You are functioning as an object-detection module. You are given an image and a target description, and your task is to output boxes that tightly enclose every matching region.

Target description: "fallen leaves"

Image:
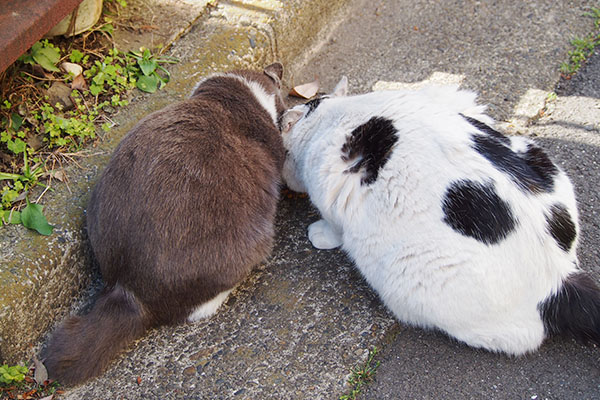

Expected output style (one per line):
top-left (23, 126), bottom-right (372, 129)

top-left (71, 74), bottom-right (87, 91)
top-left (0, 358), bottom-right (63, 400)
top-left (61, 61), bottom-right (88, 91)
top-left (32, 355), bottom-right (48, 386)
top-left (289, 79), bottom-right (319, 99)
top-left (47, 169), bottom-right (67, 183)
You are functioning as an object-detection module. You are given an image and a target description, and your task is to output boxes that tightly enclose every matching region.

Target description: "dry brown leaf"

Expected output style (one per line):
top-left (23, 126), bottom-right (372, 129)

top-left (21, 388), bottom-right (38, 399)
top-left (51, 169), bottom-right (67, 182)
top-left (289, 80), bottom-right (319, 99)
top-left (71, 74), bottom-right (87, 91)
top-left (32, 354), bottom-right (48, 385)
top-left (27, 134), bottom-right (44, 151)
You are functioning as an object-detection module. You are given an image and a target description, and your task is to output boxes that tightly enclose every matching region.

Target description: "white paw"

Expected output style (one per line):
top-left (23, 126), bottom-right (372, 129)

top-left (308, 219), bottom-right (342, 249)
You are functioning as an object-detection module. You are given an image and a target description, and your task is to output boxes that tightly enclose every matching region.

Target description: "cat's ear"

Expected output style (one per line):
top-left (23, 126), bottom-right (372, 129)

top-left (331, 76), bottom-right (348, 98)
top-left (280, 109), bottom-right (304, 134)
top-left (264, 62), bottom-right (284, 88)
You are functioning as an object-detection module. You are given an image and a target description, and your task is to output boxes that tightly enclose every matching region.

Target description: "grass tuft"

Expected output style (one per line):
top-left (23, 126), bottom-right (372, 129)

top-left (340, 346), bottom-right (381, 400)
top-left (560, 7), bottom-right (600, 76)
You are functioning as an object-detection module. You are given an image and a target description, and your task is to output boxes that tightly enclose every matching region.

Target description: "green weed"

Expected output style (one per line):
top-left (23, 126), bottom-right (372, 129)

top-left (18, 40), bottom-right (61, 72)
top-left (128, 47), bottom-right (179, 93)
top-left (85, 48), bottom-right (135, 96)
top-left (0, 361), bottom-right (63, 398)
top-left (1, 30), bottom-right (177, 232)
top-left (340, 347), bottom-right (381, 400)
top-left (0, 152), bottom-right (53, 234)
top-left (106, 0), bottom-right (128, 7)
top-left (560, 7), bottom-right (600, 76)
top-left (0, 364), bottom-right (28, 386)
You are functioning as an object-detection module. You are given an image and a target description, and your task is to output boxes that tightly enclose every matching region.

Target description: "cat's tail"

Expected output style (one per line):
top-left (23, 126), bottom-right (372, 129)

top-left (539, 272), bottom-right (600, 346)
top-left (41, 283), bottom-right (149, 385)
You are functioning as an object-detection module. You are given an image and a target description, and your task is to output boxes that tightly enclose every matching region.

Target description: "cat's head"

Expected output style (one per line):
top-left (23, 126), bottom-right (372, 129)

top-left (233, 62), bottom-right (287, 122)
top-left (191, 63), bottom-right (287, 126)
top-left (280, 76), bottom-right (349, 192)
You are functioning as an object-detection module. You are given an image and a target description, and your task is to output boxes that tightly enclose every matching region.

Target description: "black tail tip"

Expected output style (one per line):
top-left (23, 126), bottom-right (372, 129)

top-left (540, 272), bottom-right (600, 346)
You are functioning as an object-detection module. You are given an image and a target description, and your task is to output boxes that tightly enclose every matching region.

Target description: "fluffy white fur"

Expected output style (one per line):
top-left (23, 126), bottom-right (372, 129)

top-left (281, 78), bottom-right (582, 355)
top-left (187, 289), bottom-right (233, 322)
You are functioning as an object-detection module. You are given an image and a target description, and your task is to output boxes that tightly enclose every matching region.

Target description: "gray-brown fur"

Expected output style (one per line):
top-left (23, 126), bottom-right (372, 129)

top-left (42, 63), bottom-right (286, 385)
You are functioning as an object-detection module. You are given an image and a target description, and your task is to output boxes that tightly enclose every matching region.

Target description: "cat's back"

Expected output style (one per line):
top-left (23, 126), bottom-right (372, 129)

top-left (323, 86), bottom-right (577, 269)
top-left (333, 87), bottom-right (574, 212)
top-left (114, 76), bottom-right (283, 179)
top-left (96, 75), bottom-right (282, 206)
top-left (87, 73), bottom-right (285, 285)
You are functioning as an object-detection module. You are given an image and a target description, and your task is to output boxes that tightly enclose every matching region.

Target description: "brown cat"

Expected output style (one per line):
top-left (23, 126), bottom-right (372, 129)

top-left (42, 63), bottom-right (287, 385)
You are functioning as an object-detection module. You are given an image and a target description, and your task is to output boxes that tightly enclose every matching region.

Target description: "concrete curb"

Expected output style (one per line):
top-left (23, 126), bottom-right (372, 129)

top-left (0, 0), bottom-right (350, 364)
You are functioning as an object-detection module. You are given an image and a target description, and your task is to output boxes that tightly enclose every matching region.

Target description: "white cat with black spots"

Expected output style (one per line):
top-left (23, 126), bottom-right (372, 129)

top-left (280, 77), bottom-right (600, 355)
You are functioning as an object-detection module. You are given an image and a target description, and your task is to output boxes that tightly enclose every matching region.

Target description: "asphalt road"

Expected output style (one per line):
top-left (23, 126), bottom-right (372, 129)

top-left (294, 0), bottom-right (600, 398)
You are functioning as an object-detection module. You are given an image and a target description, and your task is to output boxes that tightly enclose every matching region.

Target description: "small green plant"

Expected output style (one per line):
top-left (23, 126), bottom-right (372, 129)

top-left (0, 361), bottom-right (63, 398)
top-left (127, 48), bottom-right (179, 93)
top-left (106, 0), bottom-right (128, 7)
top-left (0, 152), bottom-right (53, 235)
top-left (587, 6), bottom-right (600, 28)
top-left (1, 151), bottom-right (47, 203)
top-left (561, 37), bottom-right (598, 75)
top-left (560, 7), bottom-right (600, 76)
top-left (340, 347), bottom-right (381, 400)
top-left (0, 364), bottom-right (29, 386)
top-left (70, 49), bottom-right (85, 63)
top-left (20, 198), bottom-right (54, 235)
top-left (18, 40), bottom-right (62, 72)
top-left (85, 48), bottom-right (134, 96)
top-left (0, 108), bottom-right (27, 155)
top-left (38, 100), bottom-right (97, 149)
top-left (2, 28), bottom-right (178, 233)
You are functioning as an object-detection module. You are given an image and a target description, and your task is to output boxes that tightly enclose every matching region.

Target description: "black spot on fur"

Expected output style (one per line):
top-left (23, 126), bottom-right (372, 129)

top-left (462, 114), bottom-right (510, 145)
top-left (539, 272), bottom-right (600, 346)
top-left (522, 144), bottom-right (559, 186)
top-left (471, 135), bottom-right (555, 193)
top-left (305, 97), bottom-right (324, 117)
top-left (463, 114), bottom-right (559, 193)
top-left (546, 203), bottom-right (577, 252)
top-left (341, 116), bottom-right (398, 185)
top-left (442, 180), bottom-right (516, 245)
